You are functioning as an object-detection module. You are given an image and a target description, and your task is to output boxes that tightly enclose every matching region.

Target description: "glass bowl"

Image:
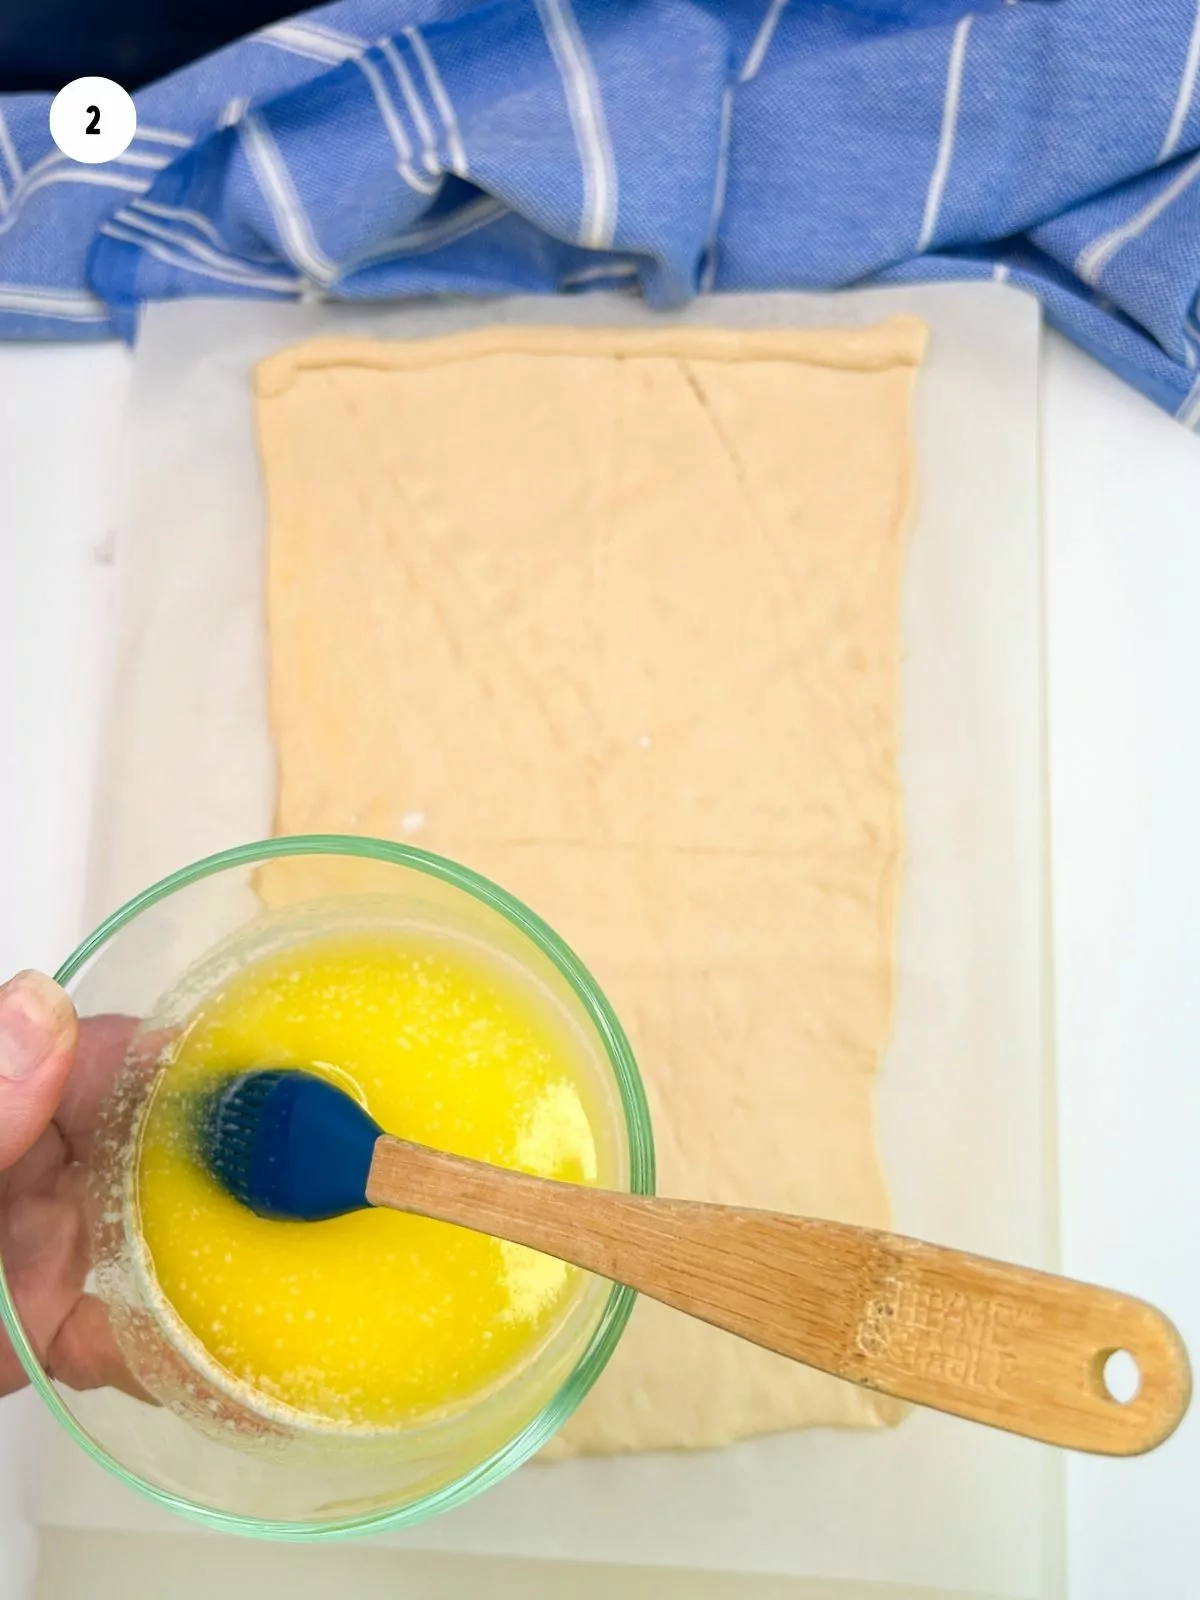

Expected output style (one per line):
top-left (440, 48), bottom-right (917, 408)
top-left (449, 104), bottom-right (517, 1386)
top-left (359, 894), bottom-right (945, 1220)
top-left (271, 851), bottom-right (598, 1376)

top-left (0, 835), bottom-right (653, 1539)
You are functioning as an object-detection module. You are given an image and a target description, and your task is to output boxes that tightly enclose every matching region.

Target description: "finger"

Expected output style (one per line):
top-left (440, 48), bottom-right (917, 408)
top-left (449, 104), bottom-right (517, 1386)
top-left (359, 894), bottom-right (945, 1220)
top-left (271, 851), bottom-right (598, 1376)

top-left (47, 1294), bottom-right (156, 1404)
top-left (55, 1013), bottom-right (141, 1164)
top-left (0, 972), bottom-right (78, 1171)
top-left (0, 1191), bottom-right (152, 1404)
top-left (0, 1017), bottom-right (136, 1206)
top-left (0, 1329), bottom-right (32, 1399)
top-left (0, 1191), bottom-right (83, 1397)
top-left (0, 1123), bottom-right (65, 1206)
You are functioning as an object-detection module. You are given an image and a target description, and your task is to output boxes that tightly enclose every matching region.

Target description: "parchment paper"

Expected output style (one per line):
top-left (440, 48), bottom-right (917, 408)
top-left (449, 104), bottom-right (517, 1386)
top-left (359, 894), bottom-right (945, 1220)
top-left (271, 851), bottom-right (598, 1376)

top-left (53, 286), bottom-right (1058, 1599)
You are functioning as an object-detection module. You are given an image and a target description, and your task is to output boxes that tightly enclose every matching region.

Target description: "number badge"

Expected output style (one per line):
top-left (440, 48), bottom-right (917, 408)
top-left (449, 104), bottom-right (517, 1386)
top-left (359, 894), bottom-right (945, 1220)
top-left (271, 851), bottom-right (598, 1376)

top-left (49, 77), bottom-right (137, 165)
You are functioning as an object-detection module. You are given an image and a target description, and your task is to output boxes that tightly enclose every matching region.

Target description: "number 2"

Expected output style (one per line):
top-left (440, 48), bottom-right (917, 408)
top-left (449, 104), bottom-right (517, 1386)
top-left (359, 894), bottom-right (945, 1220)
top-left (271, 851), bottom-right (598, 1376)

top-left (85, 105), bottom-right (100, 135)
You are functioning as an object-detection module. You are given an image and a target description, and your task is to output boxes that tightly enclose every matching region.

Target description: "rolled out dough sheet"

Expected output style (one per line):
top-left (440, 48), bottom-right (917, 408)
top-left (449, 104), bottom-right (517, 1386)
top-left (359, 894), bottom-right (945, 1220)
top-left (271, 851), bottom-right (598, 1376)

top-left (253, 320), bottom-right (926, 1454)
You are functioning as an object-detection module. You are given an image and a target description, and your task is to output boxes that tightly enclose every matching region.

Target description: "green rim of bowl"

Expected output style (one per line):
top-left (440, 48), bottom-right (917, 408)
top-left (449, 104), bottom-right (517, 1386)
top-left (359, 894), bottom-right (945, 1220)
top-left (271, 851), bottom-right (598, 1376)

top-left (0, 834), bottom-right (655, 1541)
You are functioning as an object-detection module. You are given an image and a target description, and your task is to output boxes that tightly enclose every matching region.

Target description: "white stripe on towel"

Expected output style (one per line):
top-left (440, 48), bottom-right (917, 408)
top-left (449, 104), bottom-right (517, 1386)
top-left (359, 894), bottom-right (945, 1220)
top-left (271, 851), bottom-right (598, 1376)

top-left (135, 125), bottom-right (193, 148)
top-left (101, 219), bottom-right (302, 293)
top-left (259, 20), bottom-right (365, 63)
top-left (921, 18), bottom-right (979, 252)
top-left (0, 282), bottom-right (109, 320)
top-left (0, 166), bottom-right (148, 235)
top-left (742, 0), bottom-right (789, 83)
top-left (110, 207), bottom-right (304, 287)
top-left (1077, 150), bottom-right (1200, 285)
top-left (381, 37), bottom-right (440, 176)
top-left (355, 53), bottom-right (438, 193)
top-left (701, 84), bottom-right (735, 292)
top-left (240, 112), bottom-right (337, 285)
top-left (560, 260), bottom-right (638, 288)
top-left (290, 19), bottom-right (367, 54)
top-left (1159, 0), bottom-right (1200, 163)
top-left (347, 193), bottom-right (507, 269)
top-left (133, 199), bottom-right (250, 253)
top-left (0, 108), bottom-right (23, 193)
top-left (536, 0), bottom-right (617, 250)
top-left (1178, 371), bottom-right (1200, 429)
top-left (112, 150), bottom-right (174, 170)
top-left (404, 26), bottom-right (468, 178)
top-left (917, 15), bottom-right (973, 253)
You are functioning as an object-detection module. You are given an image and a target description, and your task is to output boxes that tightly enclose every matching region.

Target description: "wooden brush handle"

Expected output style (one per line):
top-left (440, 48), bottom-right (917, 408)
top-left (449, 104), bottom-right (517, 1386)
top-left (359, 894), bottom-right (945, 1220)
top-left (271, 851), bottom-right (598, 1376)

top-left (367, 1136), bottom-right (1190, 1456)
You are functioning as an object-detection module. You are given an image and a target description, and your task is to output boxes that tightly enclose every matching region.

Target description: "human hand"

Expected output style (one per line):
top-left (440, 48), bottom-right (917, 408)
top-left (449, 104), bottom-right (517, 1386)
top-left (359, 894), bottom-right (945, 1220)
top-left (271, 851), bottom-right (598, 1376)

top-left (0, 970), bottom-right (144, 1398)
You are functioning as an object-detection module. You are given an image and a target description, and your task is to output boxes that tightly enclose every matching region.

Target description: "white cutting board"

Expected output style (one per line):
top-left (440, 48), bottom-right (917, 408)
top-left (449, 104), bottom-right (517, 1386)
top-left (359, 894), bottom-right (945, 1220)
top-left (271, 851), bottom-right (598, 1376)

top-left (44, 284), bottom-right (1054, 1599)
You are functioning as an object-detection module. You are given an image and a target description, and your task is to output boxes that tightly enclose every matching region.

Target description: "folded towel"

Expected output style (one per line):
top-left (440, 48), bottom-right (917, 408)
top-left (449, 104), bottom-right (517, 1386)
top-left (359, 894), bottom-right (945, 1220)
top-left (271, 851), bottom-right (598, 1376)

top-left (1, 0), bottom-right (1198, 425)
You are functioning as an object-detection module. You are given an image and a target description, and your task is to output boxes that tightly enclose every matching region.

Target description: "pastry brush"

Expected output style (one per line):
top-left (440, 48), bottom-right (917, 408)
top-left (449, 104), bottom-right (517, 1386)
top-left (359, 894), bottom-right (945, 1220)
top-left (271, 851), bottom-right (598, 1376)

top-left (196, 1067), bottom-right (1191, 1457)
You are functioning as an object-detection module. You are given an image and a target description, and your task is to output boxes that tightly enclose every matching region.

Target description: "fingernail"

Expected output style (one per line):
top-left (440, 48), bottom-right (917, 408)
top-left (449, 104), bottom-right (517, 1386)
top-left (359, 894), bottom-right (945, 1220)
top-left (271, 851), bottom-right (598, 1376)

top-left (0, 970), bottom-right (74, 1081)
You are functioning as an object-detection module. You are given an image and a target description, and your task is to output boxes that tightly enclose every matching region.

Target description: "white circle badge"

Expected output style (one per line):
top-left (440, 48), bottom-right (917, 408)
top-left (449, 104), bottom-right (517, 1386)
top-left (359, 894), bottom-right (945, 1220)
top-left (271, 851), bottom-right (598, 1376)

top-left (49, 77), bottom-right (137, 165)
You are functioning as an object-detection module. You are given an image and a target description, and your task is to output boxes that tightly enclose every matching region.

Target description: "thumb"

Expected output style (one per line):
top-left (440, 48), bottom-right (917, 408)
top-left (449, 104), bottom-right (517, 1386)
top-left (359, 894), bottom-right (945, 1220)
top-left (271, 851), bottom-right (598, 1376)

top-left (0, 971), bottom-right (78, 1171)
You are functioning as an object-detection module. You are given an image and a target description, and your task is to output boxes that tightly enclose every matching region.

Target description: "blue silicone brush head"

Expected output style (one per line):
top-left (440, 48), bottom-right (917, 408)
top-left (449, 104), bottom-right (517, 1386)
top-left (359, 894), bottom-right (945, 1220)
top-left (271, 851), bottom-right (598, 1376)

top-left (197, 1069), bottom-right (384, 1221)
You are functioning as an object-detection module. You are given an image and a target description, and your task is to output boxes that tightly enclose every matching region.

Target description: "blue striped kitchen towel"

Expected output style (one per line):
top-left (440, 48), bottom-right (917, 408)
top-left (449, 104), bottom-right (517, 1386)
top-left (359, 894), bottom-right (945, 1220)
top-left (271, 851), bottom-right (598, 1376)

top-left (2, 0), bottom-right (1200, 426)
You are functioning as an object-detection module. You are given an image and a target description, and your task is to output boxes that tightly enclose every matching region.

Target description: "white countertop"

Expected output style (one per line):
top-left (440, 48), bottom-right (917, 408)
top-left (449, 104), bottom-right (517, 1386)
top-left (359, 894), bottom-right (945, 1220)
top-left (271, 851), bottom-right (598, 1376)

top-left (1, 326), bottom-right (1198, 1598)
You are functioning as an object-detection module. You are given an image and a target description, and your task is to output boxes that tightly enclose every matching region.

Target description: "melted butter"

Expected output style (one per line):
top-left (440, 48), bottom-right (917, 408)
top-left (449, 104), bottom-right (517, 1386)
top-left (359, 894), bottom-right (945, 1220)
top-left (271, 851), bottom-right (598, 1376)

top-left (136, 930), bottom-right (599, 1429)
